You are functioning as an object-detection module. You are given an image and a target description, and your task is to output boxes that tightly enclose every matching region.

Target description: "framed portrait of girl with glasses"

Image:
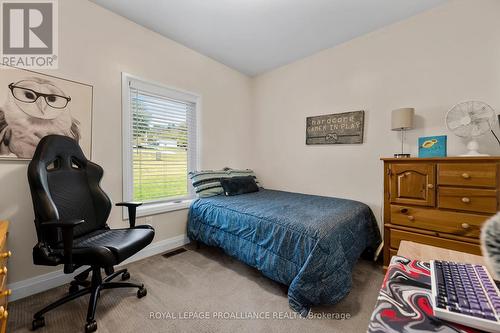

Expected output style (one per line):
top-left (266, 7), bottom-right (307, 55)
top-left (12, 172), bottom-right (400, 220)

top-left (0, 65), bottom-right (93, 160)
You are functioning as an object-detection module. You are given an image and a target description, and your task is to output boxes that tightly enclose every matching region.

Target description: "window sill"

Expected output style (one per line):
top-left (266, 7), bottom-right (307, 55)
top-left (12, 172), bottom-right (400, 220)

top-left (122, 199), bottom-right (194, 220)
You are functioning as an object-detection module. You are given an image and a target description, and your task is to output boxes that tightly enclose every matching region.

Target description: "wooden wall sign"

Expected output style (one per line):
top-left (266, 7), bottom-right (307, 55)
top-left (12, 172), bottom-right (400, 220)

top-left (306, 110), bottom-right (364, 145)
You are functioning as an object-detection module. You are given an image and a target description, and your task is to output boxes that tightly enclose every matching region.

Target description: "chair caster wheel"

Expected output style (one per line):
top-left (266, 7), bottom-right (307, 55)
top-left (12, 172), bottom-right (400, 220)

top-left (137, 286), bottom-right (147, 298)
top-left (69, 284), bottom-right (79, 293)
top-left (121, 271), bottom-right (130, 281)
top-left (85, 320), bottom-right (97, 333)
top-left (32, 317), bottom-right (45, 330)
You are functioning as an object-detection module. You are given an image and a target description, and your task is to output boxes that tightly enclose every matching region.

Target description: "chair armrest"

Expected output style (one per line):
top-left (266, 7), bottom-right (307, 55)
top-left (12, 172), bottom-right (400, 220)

top-left (116, 202), bottom-right (143, 228)
top-left (41, 219), bottom-right (84, 229)
top-left (40, 219), bottom-right (84, 273)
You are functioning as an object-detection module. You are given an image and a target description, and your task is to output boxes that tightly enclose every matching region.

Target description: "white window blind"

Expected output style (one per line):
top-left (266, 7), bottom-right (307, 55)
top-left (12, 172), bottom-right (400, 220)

top-left (126, 78), bottom-right (197, 205)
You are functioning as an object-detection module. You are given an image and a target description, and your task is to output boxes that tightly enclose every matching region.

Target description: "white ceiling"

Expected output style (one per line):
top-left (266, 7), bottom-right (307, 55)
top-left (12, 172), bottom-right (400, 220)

top-left (90, 0), bottom-right (448, 76)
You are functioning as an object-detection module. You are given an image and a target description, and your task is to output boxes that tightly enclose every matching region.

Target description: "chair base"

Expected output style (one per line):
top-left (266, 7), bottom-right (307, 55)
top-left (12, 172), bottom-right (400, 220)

top-left (32, 266), bottom-right (146, 333)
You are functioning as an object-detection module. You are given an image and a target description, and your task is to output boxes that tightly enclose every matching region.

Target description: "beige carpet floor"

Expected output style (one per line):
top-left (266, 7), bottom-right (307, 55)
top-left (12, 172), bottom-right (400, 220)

top-left (9, 245), bottom-right (384, 333)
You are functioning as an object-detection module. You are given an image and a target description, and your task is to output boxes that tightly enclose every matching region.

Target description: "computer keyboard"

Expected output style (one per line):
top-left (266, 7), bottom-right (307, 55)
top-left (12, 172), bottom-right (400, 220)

top-left (431, 260), bottom-right (500, 332)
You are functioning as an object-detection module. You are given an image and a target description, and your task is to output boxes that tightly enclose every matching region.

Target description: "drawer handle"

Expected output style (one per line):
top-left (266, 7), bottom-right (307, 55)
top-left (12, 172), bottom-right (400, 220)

top-left (462, 173), bottom-right (470, 179)
top-left (0, 306), bottom-right (7, 319)
top-left (0, 251), bottom-right (11, 259)
top-left (462, 223), bottom-right (470, 229)
top-left (400, 208), bottom-right (409, 214)
top-left (0, 267), bottom-right (7, 275)
top-left (427, 184), bottom-right (434, 189)
top-left (0, 289), bottom-right (11, 297)
top-left (407, 216), bottom-right (415, 221)
top-left (462, 197), bottom-right (471, 203)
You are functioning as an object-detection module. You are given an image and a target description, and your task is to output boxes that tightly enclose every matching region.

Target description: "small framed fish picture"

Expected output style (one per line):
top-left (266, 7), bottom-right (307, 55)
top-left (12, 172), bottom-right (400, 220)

top-left (418, 135), bottom-right (447, 158)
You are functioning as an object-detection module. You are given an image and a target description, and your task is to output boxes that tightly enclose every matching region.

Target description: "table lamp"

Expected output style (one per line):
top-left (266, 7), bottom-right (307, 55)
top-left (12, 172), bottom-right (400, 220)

top-left (392, 108), bottom-right (415, 158)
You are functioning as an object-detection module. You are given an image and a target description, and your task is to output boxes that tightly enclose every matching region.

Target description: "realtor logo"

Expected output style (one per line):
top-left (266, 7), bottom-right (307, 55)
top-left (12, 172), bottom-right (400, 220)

top-left (1, 0), bottom-right (58, 68)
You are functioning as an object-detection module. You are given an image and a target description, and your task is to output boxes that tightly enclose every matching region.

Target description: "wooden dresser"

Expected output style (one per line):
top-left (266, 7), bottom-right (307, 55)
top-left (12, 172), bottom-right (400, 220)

top-left (0, 221), bottom-right (10, 333)
top-left (382, 157), bottom-right (500, 269)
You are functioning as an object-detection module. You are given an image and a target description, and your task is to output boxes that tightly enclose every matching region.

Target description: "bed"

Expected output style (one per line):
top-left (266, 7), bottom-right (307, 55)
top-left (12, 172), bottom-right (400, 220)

top-left (187, 189), bottom-right (381, 315)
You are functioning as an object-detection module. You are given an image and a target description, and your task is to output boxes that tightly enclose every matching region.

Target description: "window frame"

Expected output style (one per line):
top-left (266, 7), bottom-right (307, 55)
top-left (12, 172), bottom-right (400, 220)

top-left (121, 72), bottom-right (201, 219)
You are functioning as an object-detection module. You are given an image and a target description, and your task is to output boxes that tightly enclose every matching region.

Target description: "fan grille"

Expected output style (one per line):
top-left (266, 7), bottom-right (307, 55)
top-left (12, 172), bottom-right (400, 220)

top-left (446, 101), bottom-right (496, 138)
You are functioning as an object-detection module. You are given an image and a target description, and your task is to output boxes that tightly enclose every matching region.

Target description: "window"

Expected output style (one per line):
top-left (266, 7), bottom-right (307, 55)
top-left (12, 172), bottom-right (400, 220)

top-left (122, 73), bottom-right (199, 217)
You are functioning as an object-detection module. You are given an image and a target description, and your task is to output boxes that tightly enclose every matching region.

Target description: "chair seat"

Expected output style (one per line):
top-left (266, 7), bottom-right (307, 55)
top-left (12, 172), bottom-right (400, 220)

top-left (69, 226), bottom-right (155, 266)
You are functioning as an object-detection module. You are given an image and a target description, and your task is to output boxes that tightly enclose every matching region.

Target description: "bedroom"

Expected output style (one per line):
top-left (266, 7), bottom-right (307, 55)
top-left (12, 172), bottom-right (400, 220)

top-left (1, 0), bottom-right (500, 332)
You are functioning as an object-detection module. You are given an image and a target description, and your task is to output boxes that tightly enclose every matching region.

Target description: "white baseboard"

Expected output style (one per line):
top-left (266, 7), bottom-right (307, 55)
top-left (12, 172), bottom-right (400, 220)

top-left (8, 234), bottom-right (190, 302)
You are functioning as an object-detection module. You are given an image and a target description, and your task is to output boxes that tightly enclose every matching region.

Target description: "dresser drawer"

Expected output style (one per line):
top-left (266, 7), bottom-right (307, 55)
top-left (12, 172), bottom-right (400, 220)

top-left (0, 252), bottom-right (9, 307)
top-left (390, 205), bottom-right (486, 237)
top-left (0, 249), bottom-right (10, 273)
top-left (0, 316), bottom-right (5, 333)
top-left (438, 187), bottom-right (497, 213)
top-left (389, 229), bottom-right (482, 255)
top-left (0, 302), bottom-right (7, 333)
top-left (438, 163), bottom-right (498, 188)
top-left (0, 273), bottom-right (7, 309)
top-left (0, 221), bottom-right (8, 333)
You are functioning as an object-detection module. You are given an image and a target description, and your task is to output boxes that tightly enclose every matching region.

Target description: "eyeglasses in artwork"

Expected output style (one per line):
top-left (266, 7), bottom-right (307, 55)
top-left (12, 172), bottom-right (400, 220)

top-left (8, 82), bottom-right (72, 109)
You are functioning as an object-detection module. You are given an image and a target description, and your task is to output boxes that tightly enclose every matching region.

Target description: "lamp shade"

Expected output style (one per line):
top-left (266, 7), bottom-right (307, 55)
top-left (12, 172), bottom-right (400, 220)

top-left (391, 108), bottom-right (415, 131)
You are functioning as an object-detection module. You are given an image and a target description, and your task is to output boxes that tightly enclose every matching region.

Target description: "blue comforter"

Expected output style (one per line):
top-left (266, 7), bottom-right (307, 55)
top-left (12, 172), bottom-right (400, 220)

top-left (187, 189), bottom-right (381, 315)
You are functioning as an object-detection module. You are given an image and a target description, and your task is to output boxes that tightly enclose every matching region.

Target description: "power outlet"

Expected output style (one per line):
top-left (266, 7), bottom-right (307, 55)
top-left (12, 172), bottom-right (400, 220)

top-left (145, 216), bottom-right (153, 224)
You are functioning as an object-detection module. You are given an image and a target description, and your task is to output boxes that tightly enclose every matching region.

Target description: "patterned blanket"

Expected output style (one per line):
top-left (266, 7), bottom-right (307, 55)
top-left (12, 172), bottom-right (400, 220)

top-left (368, 256), bottom-right (484, 333)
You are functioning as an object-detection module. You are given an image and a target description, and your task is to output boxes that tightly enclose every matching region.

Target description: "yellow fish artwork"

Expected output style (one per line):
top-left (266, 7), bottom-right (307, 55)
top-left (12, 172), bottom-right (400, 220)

top-left (422, 139), bottom-right (438, 148)
top-left (418, 135), bottom-right (447, 157)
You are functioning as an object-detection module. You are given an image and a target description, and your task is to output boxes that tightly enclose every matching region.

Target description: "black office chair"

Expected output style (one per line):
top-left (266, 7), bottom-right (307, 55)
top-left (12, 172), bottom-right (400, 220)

top-left (27, 135), bottom-right (155, 333)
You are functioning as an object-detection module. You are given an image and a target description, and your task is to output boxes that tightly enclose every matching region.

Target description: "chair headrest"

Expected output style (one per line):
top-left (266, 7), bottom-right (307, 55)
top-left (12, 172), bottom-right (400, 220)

top-left (30, 135), bottom-right (87, 171)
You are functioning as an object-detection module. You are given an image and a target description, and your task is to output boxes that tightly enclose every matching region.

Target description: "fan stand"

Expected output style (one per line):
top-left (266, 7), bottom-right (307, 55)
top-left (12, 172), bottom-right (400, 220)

top-left (459, 139), bottom-right (490, 157)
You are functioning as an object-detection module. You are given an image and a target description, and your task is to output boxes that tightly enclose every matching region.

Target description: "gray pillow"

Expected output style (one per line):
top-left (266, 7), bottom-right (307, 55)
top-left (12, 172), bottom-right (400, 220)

top-left (189, 170), bottom-right (230, 198)
top-left (189, 168), bottom-right (261, 198)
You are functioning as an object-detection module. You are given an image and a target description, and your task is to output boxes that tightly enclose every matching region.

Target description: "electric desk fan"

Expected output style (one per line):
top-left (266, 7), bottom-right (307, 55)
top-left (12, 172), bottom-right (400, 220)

top-left (446, 101), bottom-right (497, 156)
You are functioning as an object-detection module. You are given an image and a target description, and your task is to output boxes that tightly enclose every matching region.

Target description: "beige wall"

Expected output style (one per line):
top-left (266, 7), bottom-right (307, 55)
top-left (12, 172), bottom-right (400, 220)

top-left (251, 0), bottom-right (500, 229)
top-left (4, 0), bottom-right (500, 288)
top-left (1, 0), bottom-right (253, 284)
